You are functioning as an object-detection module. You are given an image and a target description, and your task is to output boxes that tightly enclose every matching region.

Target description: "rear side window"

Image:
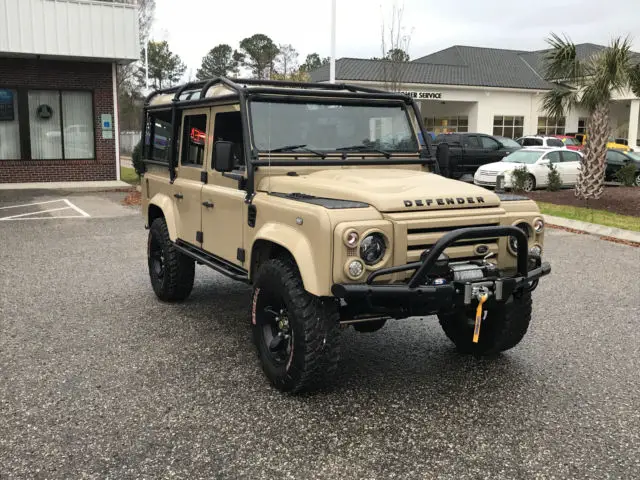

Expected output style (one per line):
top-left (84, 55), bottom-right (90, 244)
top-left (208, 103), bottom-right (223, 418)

top-left (145, 110), bottom-right (173, 163)
top-left (181, 114), bottom-right (208, 167)
top-left (547, 138), bottom-right (564, 147)
top-left (523, 138), bottom-right (543, 146)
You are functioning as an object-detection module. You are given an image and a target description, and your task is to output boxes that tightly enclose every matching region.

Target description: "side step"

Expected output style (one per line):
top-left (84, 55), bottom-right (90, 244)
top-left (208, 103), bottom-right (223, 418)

top-left (174, 240), bottom-right (249, 283)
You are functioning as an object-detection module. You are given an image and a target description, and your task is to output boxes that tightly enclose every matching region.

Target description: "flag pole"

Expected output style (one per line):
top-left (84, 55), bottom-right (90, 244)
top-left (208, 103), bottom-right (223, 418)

top-left (329, 0), bottom-right (336, 83)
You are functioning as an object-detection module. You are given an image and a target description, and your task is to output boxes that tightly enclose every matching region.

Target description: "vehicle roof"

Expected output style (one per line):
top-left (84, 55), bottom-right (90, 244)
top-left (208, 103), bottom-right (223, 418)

top-left (515, 147), bottom-right (578, 153)
top-left (145, 76), bottom-right (413, 108)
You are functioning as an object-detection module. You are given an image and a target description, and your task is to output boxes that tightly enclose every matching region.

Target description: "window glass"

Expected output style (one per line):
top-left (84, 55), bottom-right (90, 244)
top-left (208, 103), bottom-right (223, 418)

top-left (503, 150), bottom-right (542, 164)
top-left (423, 115), bottom-right (468, 134)
top-left (147, 110), bottom-right (173, 163)
top-left (463, 135), bottom-right (481, 148)
top-left (62, 92), bottom-right (94, 159)
top-left (181, 114), bottom-right (207, 166)
top-left (213, 111), bottom-right (244, 167)
top-left (0, 89), bottom-right (20, 160)
top-left (492, 116), bottom-right (524, 138)
top-left (547, 138), bottom-right (564, 147)
top-left (29, 90), bottom-right (62, 160)
top-left (577, 118), bottom-right (588, 134)
top-left (561, 151), bottom-right (580, 162)
top-left (606, 150), bottom-right (626, 165)
top-left (537, 116), bottom-right (566, 135)
top-left (495, 136), bottom-right (521, 148)
top-left (544, 151), bottom-right (562, 163)
top-left (523, 138), bottom-right (542, 146)
top-left (480, 136), bottom-right (499, 149)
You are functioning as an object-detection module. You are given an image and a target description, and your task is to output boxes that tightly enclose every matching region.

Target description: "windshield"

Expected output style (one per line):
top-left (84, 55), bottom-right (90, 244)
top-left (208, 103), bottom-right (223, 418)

top-left (563, 137), bottom-right (579, 146)
top-left (249, 101), bottom-right (419, 153)
top-left (502, 150), bottom-right (543, 164)
top-left (495, 136), bottom-right (521, 148)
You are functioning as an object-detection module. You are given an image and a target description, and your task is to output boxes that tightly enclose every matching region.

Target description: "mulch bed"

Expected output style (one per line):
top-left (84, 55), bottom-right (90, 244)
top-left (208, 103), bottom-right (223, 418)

top-left (525, 187), bottom-right (640, 217)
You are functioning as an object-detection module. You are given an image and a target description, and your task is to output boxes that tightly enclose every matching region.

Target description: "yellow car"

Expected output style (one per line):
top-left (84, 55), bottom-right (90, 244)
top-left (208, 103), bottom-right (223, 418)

top-left (573, 133), bottom-right (631, 152)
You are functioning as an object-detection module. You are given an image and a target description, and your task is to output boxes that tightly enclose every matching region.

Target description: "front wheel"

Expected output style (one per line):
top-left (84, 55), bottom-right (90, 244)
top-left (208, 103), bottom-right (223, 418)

top-left (438, 292), bottom-right (532, 355)
top-left (251, 258), bottom-right (341, 393)
top-left (523, 175), bottom-right (536, 192)
top-left (635, 172), bottom-right (640, 186)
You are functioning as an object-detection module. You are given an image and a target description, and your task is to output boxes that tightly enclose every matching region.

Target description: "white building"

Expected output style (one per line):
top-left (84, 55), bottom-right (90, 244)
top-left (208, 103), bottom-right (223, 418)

top-left (311, 44), bottom-right (640, 148)
top-left (0, 0), bottom-right (139, 183)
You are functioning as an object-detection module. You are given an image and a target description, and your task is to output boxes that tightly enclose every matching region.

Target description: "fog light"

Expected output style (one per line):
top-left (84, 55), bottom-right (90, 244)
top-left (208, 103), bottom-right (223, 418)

top-left (347, 260), bottom-right (364, 278)
top-left (534, 218), bottom-right (544, 233)
top-left (529, 245), bottom-right (542, 256)
top-left (345, 230), bottom-right (359, 248)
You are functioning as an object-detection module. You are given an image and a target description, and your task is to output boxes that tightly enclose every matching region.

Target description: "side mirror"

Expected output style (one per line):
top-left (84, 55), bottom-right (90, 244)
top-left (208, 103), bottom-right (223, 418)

top-left (213, 141), bottom-right (234, 172)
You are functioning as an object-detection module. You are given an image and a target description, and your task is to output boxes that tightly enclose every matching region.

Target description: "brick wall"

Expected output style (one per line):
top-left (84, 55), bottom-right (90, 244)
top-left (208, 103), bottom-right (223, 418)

top-left (0, 58), bottom-right (117, 183)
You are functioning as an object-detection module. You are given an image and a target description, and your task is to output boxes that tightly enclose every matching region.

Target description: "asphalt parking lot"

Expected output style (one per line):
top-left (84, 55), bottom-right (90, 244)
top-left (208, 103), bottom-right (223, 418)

top-left (1, 191), bottom-right (639, 479)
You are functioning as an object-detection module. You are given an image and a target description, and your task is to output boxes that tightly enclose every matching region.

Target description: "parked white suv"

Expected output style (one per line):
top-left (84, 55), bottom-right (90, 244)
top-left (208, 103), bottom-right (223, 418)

top-left (516, 136), bottom-right (566, 148)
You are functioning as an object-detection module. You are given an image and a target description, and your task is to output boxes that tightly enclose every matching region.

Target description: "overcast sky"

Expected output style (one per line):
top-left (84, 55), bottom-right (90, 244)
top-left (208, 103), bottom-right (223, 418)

top-left (151, 0), bottom-right (640, 77)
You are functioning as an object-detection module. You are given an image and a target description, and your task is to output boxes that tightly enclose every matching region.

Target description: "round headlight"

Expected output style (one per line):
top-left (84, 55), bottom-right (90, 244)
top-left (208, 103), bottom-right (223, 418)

top-left (534, 218), bottom-right (544, 233)
top-left (529, 245), bottom-right (542, 256)
top-left (508, 222), bottom-right (531, 255)
top-left (360, 233), bottom-right (387, 266)
top-left (345, 230), bottom-right (359, 248)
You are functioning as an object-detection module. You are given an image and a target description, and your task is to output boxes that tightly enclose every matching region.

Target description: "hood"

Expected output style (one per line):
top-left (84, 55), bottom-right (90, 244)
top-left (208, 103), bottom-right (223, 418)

top-left (258, 168), bottom-right (501, 212)
top-left (477, 162), bottom-right (522, 173)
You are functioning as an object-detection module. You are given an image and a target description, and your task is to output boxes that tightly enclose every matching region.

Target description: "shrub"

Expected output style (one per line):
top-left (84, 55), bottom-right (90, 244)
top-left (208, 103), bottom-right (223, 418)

top-left (546, 163), bottom-right (563, 191)
top-left (131, 140), bottom-right (146, 178)
top-left (614, 162), bottom-right (638, 187)
top-left (510, 165), bottom-right (530, 192)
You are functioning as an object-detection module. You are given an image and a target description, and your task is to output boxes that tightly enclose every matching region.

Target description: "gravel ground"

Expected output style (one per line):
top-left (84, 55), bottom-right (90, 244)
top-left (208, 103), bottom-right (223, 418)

top-left (1, 213), bottom-right (639, 479)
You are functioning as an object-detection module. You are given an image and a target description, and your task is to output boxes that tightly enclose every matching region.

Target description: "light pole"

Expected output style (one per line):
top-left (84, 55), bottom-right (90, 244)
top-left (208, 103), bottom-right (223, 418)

top-left (329, 0), bottom-right (336, 83)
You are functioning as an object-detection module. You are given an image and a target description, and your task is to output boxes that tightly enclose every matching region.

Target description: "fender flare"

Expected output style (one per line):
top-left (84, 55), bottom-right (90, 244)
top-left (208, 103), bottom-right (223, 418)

top-left (148, 193), bottom-right (179, 241)
top-left (251, 223), bottom-right (324, 296)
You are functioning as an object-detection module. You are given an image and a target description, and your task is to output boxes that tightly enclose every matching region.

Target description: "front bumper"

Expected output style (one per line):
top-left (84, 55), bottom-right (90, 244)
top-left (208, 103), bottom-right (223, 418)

top-left (332, 225), bottom-right (551, 318)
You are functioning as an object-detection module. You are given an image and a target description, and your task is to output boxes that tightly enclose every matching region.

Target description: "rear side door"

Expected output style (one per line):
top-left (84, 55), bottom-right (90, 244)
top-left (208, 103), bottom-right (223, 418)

top-left (172, 109), bottom-right (210, 246)
top-left (460, 134), bottom-right (484, 174)
top-left (605, 150), bottom-right (627, 181)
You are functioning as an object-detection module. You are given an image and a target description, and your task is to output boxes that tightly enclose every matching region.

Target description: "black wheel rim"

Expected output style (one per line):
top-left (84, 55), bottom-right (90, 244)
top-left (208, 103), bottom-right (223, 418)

top-left (148, 234), bottom-right (165, 279)
top-left (256, 291), bottom-right (293, 366)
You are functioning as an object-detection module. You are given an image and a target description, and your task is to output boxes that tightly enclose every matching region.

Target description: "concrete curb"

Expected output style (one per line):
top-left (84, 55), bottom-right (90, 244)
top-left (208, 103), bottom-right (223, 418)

top-left (0, 181), bottom-right (133, 192)
top-left (543, 214), bottom-right (640, 243)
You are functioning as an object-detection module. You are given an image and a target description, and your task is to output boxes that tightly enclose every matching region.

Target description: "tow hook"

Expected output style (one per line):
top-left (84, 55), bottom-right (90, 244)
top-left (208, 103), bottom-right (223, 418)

top-left (472, 286), bottom-right (491, 344)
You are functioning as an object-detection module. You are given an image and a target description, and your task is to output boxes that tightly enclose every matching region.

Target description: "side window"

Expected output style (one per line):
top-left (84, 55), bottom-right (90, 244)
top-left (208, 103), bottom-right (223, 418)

top-left (480, 136), bottom-right (499, 149)
top-left (544, 151), bottom-right (561, 163)
top-left (213, 110), bottom-right (245, 168)
top-left (146, 110), bottom-right (173, 163)
top-left (547, 138), bottom-right (564, 147)
top-left (180, 114), bottom-right (207, 167)
top-left (516, 137), bottom-right (524, 146)
top-left (606, 150), bottom-right (626, 165)
top-left (463, 135), bottom-right (480, 147)
top-left (561, 151), bottom-right (580, 163)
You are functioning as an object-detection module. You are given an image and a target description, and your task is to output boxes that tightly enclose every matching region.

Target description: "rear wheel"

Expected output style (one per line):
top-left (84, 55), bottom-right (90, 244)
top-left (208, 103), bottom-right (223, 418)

top-left (251, 258), bottom-right (341, 393)
top-left (147, 217), bottom-right (195, 302)
top-left (438, 292), bottom-right (532, 355)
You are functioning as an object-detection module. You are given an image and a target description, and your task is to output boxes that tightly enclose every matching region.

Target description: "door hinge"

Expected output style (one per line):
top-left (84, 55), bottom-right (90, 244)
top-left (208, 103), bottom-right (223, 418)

top-left (237, 248), bottom-right (246, 263)
top-left (201, 171), bottom-right (208, 183)
top-left (196, 231), bottom-right (203, 243)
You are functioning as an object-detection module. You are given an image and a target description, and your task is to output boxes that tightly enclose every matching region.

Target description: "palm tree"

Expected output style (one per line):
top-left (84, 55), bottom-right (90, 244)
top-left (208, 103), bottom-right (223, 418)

top-left (542, 34), bottom-right (640, 200)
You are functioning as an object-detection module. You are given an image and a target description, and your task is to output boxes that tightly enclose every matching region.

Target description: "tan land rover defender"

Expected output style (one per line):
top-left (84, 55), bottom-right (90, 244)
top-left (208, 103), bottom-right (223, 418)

top-left (140, 77), bottom-right (551, 393)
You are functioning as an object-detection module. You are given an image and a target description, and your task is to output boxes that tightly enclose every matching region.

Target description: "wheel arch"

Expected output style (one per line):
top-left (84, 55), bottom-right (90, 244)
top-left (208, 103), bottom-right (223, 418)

top-left (147, 194), bottom-right (179, 241)
top-left (250, 227), bottom-right (324, 296)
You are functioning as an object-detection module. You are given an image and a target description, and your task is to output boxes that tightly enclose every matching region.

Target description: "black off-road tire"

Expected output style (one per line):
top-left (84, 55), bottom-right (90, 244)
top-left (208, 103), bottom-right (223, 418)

top-left (147, 217), bottom-right (195, 302)
top-left (251, 258), bottom-right (341, 393)
top-left (438, 292), bottom-right (532, 355)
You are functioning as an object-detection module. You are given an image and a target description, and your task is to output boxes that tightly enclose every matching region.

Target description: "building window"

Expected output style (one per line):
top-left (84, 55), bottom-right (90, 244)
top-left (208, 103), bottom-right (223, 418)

top-left (28, 90), bottom-right (95, 160)
top-left (537, 116), bottom-right (566, 135)
top-left (424, 116), bottom-right (468, 134)
top-left (578, 117), bottom-right (588, 133)
top-left (0, 89), bottom-right (20, 160)
top-left (493, 115), bottom-right (524, 138)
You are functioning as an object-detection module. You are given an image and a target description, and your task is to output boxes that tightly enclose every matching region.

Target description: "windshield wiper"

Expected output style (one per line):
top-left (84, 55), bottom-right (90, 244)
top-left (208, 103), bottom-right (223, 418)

top-left (265, 144), bottom-right (326, 158)
top-left (335, 145), bottom-right (391, 159)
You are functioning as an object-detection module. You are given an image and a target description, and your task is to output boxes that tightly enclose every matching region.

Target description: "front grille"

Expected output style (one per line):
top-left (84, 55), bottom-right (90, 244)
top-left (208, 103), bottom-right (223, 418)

top-left (384, 209), bottom-right (505, 279)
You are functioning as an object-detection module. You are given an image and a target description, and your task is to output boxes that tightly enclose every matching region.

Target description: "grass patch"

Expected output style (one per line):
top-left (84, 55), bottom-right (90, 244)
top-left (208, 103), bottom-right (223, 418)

top-left (538, 202), bottom-right (640, 232)
top-left (120, 166), bottom-right (140, 185)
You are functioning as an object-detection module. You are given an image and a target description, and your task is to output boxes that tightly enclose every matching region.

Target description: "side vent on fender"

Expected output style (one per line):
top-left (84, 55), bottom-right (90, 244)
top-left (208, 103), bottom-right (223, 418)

top-left (248, 205), bottom-right (257, 228)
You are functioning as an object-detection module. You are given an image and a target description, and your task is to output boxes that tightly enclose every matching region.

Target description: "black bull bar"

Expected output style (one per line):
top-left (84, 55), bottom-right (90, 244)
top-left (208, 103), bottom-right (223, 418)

top-left (331, 226), bottom-right (551, 313)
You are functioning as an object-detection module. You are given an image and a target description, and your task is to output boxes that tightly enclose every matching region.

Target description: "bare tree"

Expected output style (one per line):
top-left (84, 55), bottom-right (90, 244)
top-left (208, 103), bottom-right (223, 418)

top-left (275, 44), bottom-right (299, 78)
top-left (379, 1), bottom-right (413, 92)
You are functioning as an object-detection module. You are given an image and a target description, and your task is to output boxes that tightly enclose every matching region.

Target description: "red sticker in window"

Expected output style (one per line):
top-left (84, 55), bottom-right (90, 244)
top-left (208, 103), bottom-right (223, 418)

top-left (190, 127), bottom-right (206, 144)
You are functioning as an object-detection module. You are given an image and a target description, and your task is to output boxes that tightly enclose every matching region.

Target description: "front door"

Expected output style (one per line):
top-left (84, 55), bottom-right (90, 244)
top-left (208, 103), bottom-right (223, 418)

top-left (605, 150), bottom-right (627, 181)
top-left (201, 106), bottom-right (246, 266)
top-left (173, 109), bottom-right (210, 246)
top-left (461, 134), bottom-right (484, 174)
top-left (558, 150), bottom-right (582, 185)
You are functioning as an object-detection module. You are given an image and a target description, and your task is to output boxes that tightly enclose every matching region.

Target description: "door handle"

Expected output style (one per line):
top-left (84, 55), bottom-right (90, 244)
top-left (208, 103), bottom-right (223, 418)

top-left (174, 193), bottom-right (184, 199)
top-left (202, 201), bottom-right (214, 208)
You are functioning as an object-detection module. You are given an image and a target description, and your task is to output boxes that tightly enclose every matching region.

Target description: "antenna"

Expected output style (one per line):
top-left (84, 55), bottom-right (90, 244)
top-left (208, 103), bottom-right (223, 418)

top-left (268, 101), bottom-right (272, 193)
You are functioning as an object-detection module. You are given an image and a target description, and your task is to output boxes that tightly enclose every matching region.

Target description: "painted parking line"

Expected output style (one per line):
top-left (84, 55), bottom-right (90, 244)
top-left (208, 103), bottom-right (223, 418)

top-left (0, 199), bottom-right (91, 221)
